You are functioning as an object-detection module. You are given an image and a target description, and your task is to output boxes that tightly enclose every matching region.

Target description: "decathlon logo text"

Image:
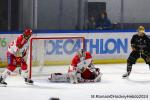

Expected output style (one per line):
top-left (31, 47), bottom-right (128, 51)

top-left (45, 38), bottom-right (128, 55)
top-left (45, 39), bottom-right (82, 55)
top-left (85, 38), bottom-right (128, 54)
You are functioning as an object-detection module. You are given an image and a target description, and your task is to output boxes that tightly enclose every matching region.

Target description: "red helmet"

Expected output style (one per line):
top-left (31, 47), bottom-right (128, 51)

top-left (23, 29), bottom-right (32, 40)
top-left (24, 29), bottom-right (32, 36)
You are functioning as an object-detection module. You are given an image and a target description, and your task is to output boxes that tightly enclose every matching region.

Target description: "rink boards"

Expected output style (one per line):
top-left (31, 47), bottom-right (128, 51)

top-left (0, 30), bottom-right (149, 67)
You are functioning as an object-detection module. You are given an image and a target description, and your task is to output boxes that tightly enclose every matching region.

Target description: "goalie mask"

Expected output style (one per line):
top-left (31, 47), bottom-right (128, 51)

top-left (77, 49), bottom-right (86, 61)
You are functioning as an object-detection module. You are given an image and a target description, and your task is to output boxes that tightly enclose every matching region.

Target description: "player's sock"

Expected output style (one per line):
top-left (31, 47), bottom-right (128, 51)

top-left (2, 69), bottom-right (11, 80)
top-left (0, 69), bottom-right (12, 86)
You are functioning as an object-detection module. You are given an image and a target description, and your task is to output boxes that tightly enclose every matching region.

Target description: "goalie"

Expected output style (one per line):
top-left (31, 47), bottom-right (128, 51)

top-left (49, 49), bottom-right (102, 84)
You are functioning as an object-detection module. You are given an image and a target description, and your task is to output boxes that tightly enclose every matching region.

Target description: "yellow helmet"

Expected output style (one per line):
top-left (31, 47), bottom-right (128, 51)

top-left (138, 26), bottom-right (145, 33)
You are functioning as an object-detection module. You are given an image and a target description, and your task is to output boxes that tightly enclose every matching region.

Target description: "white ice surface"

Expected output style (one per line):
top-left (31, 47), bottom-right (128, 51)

top-left (1, 63), bottom-right (150, 100)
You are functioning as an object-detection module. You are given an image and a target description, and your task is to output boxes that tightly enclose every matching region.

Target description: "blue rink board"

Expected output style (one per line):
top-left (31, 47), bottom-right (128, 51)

top-left (0, 29), bottom-right (150, 34)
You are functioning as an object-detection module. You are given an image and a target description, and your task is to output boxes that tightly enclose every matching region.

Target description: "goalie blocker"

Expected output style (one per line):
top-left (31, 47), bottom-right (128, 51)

top-left (48, 50), bottom-right (102, 83)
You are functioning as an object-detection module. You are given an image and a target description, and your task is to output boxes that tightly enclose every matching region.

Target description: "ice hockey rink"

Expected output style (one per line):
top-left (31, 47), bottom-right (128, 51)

top-left (0, 63), bottom-right (150, 100)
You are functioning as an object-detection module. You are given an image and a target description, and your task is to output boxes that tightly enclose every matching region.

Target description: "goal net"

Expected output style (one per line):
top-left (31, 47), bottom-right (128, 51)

top-left (27, 36), bottom-right (85, 79)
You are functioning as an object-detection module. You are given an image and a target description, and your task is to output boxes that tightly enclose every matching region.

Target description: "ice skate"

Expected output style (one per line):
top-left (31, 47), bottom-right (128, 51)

top-left (0, 76), bottom-right (7, 87)
top-left (25, 78), bottom-right (34, 85)
top-left (122, 72), bottom-right (130, 78)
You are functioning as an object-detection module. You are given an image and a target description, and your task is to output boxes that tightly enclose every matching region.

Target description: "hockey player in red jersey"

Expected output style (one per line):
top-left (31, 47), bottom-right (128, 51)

top-left (0, 29), bottom-right (33, 86)
top-left (49, 49), bottom-right (102, 84)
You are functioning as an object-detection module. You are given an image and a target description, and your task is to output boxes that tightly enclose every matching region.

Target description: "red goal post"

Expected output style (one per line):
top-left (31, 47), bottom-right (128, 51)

top-left (28, 36), bottom-right (85, 79)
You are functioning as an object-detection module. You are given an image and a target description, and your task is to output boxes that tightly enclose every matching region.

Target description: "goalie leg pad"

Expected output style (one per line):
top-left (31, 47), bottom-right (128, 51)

top-left (68, 71), bottom-right (78, 84)
top-left (49, 73), bottom-right (69, 82)
top-left (94, 72), bottom-right (102, 82)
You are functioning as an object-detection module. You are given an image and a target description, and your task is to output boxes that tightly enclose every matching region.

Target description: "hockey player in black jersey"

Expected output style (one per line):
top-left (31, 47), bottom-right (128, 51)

top-left (122, 26), bottom-right (150, 78)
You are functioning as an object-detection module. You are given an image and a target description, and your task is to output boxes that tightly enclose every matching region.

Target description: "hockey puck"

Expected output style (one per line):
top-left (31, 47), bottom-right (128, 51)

top-left (49, 97), bottom-right (60, 100)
